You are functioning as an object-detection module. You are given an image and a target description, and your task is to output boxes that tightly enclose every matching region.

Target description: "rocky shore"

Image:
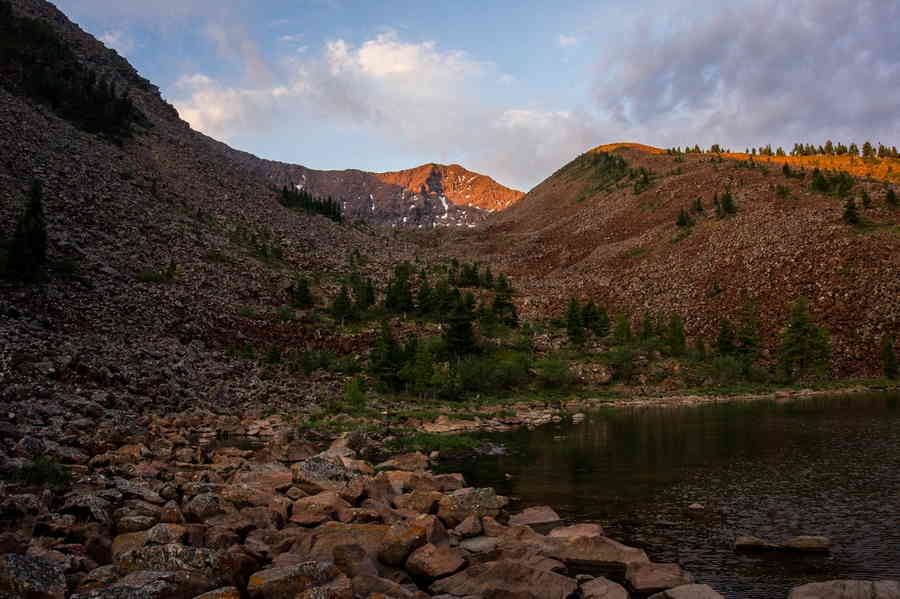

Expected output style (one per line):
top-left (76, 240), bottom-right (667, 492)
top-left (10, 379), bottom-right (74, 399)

top-left (2, 409), bottom-right (898, 599)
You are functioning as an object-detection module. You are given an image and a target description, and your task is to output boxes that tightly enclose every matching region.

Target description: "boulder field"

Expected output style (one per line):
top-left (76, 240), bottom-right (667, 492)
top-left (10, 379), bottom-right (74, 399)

top-left (1, 423), bottom-right (897, 599)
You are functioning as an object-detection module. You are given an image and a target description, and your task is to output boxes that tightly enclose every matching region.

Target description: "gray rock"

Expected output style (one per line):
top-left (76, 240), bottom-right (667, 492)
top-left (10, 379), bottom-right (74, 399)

top-left (734, 535), bottom-right (779, 551)
top-left (436, 487), bottom-right (508, 528)
top-left (0, 553), bottom-right (67, 599)
top-left (782, 536), bottom-right (831, 552)
top-left (788, 580), bottom-right (900, 599)
top-left (246, 561), bottom-right (349, 599)
top-left (582, 577), bottom-right (629, 599)
top-left (625, 562), bottom-right (694, 594)
top-left (459, 536), bottom-right (498, 554)
top-left (649, 583), bottom-right (725, 599)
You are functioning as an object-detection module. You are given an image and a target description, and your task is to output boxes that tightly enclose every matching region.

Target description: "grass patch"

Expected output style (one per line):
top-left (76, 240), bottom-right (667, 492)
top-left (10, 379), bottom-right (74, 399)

top-left (625, 247), bottom-right (649, 259)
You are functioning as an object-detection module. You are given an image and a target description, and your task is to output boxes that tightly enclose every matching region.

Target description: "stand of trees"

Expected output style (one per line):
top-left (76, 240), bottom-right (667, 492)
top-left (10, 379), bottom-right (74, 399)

top-left (0, 0), bottom-right (147, 141)
top-left (279, 186), bottom-right (342, 222)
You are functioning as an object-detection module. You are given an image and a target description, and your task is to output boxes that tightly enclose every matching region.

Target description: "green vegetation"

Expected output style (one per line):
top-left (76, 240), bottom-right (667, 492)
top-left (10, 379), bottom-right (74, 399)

top-left (810, 168), bottom-right (855, 197)
top-left (843, 197), bottom-right (860, 225)
top-left (137, 260), bottom-right (177, 284)
top-left (279, 185), bottom-right (341, 222)
top-left (778, 297), bottom-right (831, 380)
top-left (1, 457), bottom-right (71, 488)
top-left (0, 1), bottom-right (147, 141)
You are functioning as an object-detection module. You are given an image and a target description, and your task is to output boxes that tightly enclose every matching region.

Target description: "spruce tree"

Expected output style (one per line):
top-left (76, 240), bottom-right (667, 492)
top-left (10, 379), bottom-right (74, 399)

top-left (593, 306), bottom-right (611, 338)
top-left (566, 298), bottom-right (586, 345)
top-left (612, 314), bottom-right (632, 345)
top-left (7, 180), bottom-right (48, 282)
top-left (842, 197), bottom-right (860, 224)
top-left (716, 319), bottom-right (736, 355)
top-left (883, 336), bottom-right (898, 380)
top-left (416, 276), bottom-right (434, 316)
top-left (667, 314), bottom-right (686, 356)
top-left (860, 190), bottom-right (871, 208)
top-left (288, 277), bottom-right (314, 309)
top-left (492, 291), bottom-right (518, 328)
top-left (581, 300), bottom-right (600, 334)
top-left (886, 187), bottom-right (898, 207)
top-left (330, 286), bottom-right (354, 324)
top-left (412, 343), bottom-right (435, 396)
top-left (369, 321), bottom-right (403, 390)
top-left (720, 190), bottom-right (736, 215)
top-left (778, 297), bottom-right (830, 380)
top-left (444, 297), bottom-right (478, 358)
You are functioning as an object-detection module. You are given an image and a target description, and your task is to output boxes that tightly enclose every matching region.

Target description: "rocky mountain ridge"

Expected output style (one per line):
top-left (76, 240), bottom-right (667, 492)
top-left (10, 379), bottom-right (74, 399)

top-left (241, 159), bottom-right (523, 229)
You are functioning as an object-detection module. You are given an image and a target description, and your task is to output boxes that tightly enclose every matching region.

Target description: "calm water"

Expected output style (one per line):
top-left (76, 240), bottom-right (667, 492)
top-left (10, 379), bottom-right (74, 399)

top-left (440, 392), bottom-right (900, 598)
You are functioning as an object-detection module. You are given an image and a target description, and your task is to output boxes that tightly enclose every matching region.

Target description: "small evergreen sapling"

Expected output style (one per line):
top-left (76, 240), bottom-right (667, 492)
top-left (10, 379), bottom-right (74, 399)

top-left (883, 336), bottom-right (898, 380)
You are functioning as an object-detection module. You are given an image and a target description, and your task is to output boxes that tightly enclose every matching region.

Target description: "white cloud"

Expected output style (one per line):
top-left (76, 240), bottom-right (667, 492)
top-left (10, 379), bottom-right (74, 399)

top-left (99, 30), bottom-right (135, 55)
top-left (558, 34), bottom-right (579, 48)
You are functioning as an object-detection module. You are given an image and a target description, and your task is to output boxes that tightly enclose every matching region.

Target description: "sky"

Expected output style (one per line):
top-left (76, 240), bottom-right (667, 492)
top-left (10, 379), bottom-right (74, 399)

top-left (54, 0), bottom-right (900, 191)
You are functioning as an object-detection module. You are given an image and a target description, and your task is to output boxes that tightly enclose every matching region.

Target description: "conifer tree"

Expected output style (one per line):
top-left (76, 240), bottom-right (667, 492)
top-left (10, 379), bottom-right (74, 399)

top-left (416, 276), bottom-right (434, 316)
top-left (581, 301), bottom-right (600, 334)
top-left (492, 291), bottom-right (518, 328)
top-left (384, 263), bottom-right (414, 313)
top-left (779, 297), bottom-right (830, 380)
top-left (694, 337), bottom-right (708, 362)
top-left (369, 321), bottom-right (404, 390)
top-left (495, 273), bottom-right (512, 293)
top-left (716, 319), bottom-right (736, 355)
top-left (640, 312), bottom-right (656, 341)
top-left (330, 286), bottom-right (354, 323)
top-left (593, 306), bottom-right (611, 338)
top-left (676, 208), bottom-right (694, 228)
top-left (288, 277), bottom-right (314, 308)
top-left (692, 198), bottom-right (704, 213)
top-left (412, 342), bottom-right (435, 396)
top-left (842, 197), bottom-right (860, 225)
top-left (667, 314), bottom-right (686, 356)
top-left (566, 298), bottom-right (586, 345)
top-left (883, 336), bottom-right (898, 380)
top-left (886, 187), bottom-right (898, 207)
top-left (612, 314), bottom-right (632, 345)
top-left (7, 180), bottom-right (48, 282)
top-left (444, 297), bottom-right (478, 358)
top-left (720, 190), bottom-right (736, 215)
top-left (860, 190), bottom-right (871, 208)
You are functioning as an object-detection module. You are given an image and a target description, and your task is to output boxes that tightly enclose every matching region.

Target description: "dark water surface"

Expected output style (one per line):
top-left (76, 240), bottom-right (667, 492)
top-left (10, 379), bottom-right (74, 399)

top-left (439, 392), bottom-right (900, 598)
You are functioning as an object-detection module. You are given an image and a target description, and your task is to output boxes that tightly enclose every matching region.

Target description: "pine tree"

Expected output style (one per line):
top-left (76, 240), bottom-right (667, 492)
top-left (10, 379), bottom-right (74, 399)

top-left (720, 190), bottom-right (736, 215)
top-left (7, 180), bottom-right (48, 282)
top-left (886, 187), bottom-right (898, 207)
top-left (369, 321), bottom-right (404, 390)
top-left (593, 306), bottom-right (610, 338)
top-left (566, 298), bottom-right (586, 345)
top-left (779, 297), bottom-right (830, 380)
top-left (415, 276), bottom-right (434, 316)
top-left (676, 208), bottom-right (694, 227)
top-left (860, 190), bottom-right (872, 208)
top-left (842, 197), bottom-right (860, 225)
top-left (694, 337), bottom-right (708, 362)
top-left (581, 300), bottom-right (599, 333)
top-left (492, 291), bottom-right (519, 328)
top-left (716, 319), bottom-right (736, 355)
top-left (612, 314), bottom-right (632, 345)
top-left (883, 336), bottom-right (898, 380)
top-left (640, 312), bottom-right (656, 341)
top-left (288, 277), bottom-right (314, 309)
top-left (692, 198), bottom-right (704, 213)
top-left (444, 297), bottom-right (478, 358)
top-left (330, 286), bottom-right (354, 323)
top-left (495, 273), bottom-right (512, 293)
top-left (412, 342), bottom-right (435, 396)
top-left (384, 263), bottom-right (414, 313)
top-left (667, 314), bottom-right (686, 356)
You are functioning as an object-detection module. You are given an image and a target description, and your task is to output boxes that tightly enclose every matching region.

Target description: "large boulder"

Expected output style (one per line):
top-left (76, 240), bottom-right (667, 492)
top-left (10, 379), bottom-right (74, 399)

top-left (734, 535), bottom-right (779, 551)
top-left (788, 580), bottom-right (900, 599)
top-left (549, 523), bottom-right (604, 539)
top-left (115, 543), bottom-right (232, 593)
top-left (375, 452), bottom-right (429, 472)
top-left (625, 563), bottom-right (693, 594)
top-left (782, 536), bottom-right (832, 552)
top-left (246, 562), bottom-right (350, 599)
top-left (290, 491), bottom-right (351, 526)
top-left (379, 521), bottom-right (428, 565)
top-left (70, 571), bottom-right (197, 599)
top-left (508, 506), bottom-right (562, 531)
top-left (546, 534), bottom-right (649, 569)
top-left (430, 559), bottom-right (577, 599)
top-left (649, 584), bottom-right (724, 599)
top-left (582, 577), bottom-right (629, 599)
top-left (183, 494), bottom-right (226, 523)
top-left (293, 522), bottom-right (389, 563)
top-left (291, 457), bottom-right (363, 497)
top-left (0, 553), bottom-right (67, 599)
top-left (436, 488), bottom-right (508, 528)
top-left (406, 543), bottom-right (466, 579)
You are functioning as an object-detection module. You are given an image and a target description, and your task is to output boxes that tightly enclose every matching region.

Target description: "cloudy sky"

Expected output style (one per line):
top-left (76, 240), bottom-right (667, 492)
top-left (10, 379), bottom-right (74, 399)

top-left (55, 0), bottom-right (900, 191)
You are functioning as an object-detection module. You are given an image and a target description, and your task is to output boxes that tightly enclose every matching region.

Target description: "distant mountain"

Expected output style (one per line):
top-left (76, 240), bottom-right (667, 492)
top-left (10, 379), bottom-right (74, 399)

top-left (241, 159), bottom-right (524, 228)
top-left (450, 143), bottom-right (900, 376)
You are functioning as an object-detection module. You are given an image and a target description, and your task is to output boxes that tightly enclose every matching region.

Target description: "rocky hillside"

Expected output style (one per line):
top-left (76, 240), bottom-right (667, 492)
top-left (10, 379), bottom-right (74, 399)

top-left (0, 0), bottom-right (417, 424)
top-left (241, 160), bottom-right (523, 228)
top-left (447, 144), bottom-right (900, 376)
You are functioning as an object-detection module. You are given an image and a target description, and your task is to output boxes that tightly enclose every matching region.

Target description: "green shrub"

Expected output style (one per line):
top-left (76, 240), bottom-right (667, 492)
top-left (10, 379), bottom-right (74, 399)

top-left (535, 358), bottom-right (574, 389)
top-left (2, 457), bottom-right (71, 488)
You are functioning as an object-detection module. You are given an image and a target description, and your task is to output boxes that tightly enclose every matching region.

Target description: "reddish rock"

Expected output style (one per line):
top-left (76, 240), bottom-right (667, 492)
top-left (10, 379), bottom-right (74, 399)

top-left (626, 562), bottom-right (694, 594)
top-left (406, 543), bottom-right (466, 579)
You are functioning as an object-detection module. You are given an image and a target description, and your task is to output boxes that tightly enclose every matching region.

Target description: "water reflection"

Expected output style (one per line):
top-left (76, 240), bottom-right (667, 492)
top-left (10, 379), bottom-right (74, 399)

top-left (441, 392), bottom-right (900, 599)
